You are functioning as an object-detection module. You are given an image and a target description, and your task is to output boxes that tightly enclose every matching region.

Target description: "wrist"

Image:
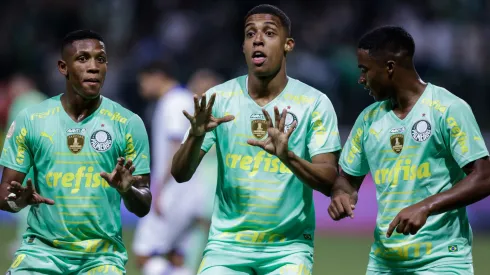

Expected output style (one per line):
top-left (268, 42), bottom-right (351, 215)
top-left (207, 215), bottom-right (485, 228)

top-left (280, 150), bottom-right (295, 164)
top-left (7, 200), bottom-right (24, 212)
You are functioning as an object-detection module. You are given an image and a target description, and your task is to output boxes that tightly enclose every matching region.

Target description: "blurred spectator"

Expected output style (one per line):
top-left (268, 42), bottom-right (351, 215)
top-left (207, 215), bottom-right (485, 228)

top-left (5, 73), bottom-right (47, 255)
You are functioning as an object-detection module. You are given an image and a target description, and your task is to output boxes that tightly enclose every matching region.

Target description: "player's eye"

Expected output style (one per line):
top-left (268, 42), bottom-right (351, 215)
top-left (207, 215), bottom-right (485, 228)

top-left (78, 56), bottom-right (87, 62)
top-left (98, 56), bottom-right (107, 63)
top-left (246, 31), bottom-right (255, 38)
top-left (265, 31), bottom-right (275, 37)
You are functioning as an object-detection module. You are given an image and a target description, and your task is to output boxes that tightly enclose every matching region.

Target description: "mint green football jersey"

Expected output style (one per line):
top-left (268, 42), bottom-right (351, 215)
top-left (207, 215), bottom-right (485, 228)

top-left (0, 95), bottom-right (150, 261)
top-left (187, 75), bottom-right (341, 253)
top-left (339, 83), bottom-right (489, 271)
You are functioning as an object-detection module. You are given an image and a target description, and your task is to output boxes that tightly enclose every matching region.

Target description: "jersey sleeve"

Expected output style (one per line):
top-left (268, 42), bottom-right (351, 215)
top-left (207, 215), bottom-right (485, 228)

top-left (0, 109), bottom-right (34, 173)
top-left (163, 92), bottom-right (194, 141)
top-left (124, 114), bottom-right (151, 175)
top-left (339, 111), bottom-right (370, 176)
top-left (306, 94), bottom-right (342, 157)
top-left (181, 91), bottom-right (216, 152)
top-left (441, 101), bottom-right (489, 168)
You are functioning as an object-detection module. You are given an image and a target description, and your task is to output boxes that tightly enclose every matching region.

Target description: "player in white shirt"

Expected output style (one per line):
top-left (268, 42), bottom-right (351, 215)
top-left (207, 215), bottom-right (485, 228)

top-left (133, 62), bottom-right (208, 275)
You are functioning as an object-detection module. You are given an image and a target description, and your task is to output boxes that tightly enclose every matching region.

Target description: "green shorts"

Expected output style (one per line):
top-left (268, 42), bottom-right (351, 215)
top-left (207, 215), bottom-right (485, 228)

top-left (7, 239), bottom-right (125, 275)
top-left (366, 263), bottom-right (474, 275)
top-left (197, 246), bottom-right (313, 275)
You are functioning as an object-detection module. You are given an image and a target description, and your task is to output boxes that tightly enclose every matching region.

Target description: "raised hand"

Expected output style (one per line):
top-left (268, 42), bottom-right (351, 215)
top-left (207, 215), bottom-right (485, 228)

top-left (247, 107), bottom-right (297, 160)
top-left (386, 202), bottom-right (430, 238)
top-left (183, 93), bottom-right (235, 137)
top-left (101, 157), bottom-right (142, 193)
top-left (5, 179), bottom-right (55, 210)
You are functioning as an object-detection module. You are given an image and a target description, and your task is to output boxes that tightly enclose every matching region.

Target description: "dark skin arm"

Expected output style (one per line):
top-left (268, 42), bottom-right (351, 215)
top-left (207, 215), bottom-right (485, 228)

top-left (100, 158), bottom-right (151, 218)
top-left (281, 151), bottom-right (339, 196)
top-left (0, 167), bottom-right (54, 213)
top-left (387, 157), bottom-right (490, 237)
top-left (328, 169), bottom-right (365, 220)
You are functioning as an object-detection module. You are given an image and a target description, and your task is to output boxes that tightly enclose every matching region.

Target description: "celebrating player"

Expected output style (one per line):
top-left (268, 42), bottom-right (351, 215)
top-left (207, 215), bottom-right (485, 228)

top-left (329, 26), bottom-right (490, 274)
top-left (172, 4), bottom-right (341, 275)
top-left (0, 30), bottom-right (151, 275)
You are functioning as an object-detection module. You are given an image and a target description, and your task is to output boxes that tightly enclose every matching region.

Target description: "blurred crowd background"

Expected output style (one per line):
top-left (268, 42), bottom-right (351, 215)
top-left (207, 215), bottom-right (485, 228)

top-left (1, 0), bottom-right (490, 274)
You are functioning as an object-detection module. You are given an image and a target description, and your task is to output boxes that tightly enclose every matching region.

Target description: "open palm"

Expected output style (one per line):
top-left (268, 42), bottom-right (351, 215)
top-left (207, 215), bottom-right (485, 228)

top-left (101, 157), bottom-right (141, 193)
top-left (247, 107), bottom-right (297, 160)
top-left (183, 93), bottom-right (234, 136)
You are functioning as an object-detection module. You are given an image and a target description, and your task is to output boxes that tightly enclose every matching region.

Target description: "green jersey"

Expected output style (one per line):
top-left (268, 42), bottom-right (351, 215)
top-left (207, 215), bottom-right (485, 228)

top-left (189, 75), bottom-right (341, 253)
top-left (339, 83), bottom-right (488, 271)
top-left (0, 95), bottom-right (150, 262)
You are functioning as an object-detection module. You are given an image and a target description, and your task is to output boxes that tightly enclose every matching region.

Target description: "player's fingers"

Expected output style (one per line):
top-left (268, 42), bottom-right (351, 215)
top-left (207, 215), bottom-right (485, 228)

top-left (216, 115), bottom-right (235, 124)
top-left (129, 166), bottom-right (136, 174)
top-left (401, 222), bottom-right (411, 235)
top-left (206, 93), bottom-right (216, 115)
top-left (125, 159), bottom-right (133, 170)
top-left (274, 106), bottom-right (280, 128)
top-left (200, 93), bottom-right (207, 112)
top-left (8, 181), bottom-right (23, 194)
top-left (26, 178), bottom-right (36, 194)
top-left (409, 224), bottom-right (419, 235)
top-left (193, 94), bottom-right (199, 115)
top-left (262, 109), bottom-right (273, 128)
top-left (183, 110), bottom-right (194, 123)
top-left (286, 121), bottom-right (297, 138)
top-left (247, 139), bottom-right (264, 148)
top-left (333, 199), bottom-right (346, 217)
top-left (340, 197), bottom-right (355, 219)
top-left (386, 215), bottom-right (400, 238)
top-left (41, 196), bottom-right (55, 205)
top-left (329, 204), bottom-right (340, 220)
top-left (100, 172), bottom-right (110, 182)
top-left (279, 108), bottom-right (287, 132)
top-left (327, 205), bottom-right (338, 220)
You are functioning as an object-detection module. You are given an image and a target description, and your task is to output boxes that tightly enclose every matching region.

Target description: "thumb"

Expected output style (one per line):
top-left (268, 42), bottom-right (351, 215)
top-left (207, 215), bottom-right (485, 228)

top-left (42, 197), bottom-right (55, 205)
top-left (133, 175), bottom-right (143, 182)
top-left (100, 172), bottom-right (110, 182)
top-left (217, 115), bottom-right (235, 124)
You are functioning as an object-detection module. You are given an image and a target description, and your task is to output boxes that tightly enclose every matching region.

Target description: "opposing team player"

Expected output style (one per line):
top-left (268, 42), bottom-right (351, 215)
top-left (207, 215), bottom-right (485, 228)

top-left (329, 26), bottom-right (490, 274)
top-left (0, 30), bottom-right (151, 275)
top-left (172, 4), bottom-right (341, 275)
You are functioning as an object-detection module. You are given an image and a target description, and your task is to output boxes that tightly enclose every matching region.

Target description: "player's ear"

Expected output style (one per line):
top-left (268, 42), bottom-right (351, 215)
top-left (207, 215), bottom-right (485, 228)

top-left (284, 38), bottom-right (295, 54)
top-left (58, 60), bottom-right (68, 79)
top-left (386, 60), bottom-right (395, 78)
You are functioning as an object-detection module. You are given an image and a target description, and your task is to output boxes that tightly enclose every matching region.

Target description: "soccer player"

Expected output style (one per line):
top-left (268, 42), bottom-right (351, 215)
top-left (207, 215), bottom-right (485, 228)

top-left (0, 30), bottom-right (151, 275)
top-left (329, 26), bottom-right (490, 274)
top-left (172, 4), bottom-right (341, 275)
top-left (132, 61), bottom-right (197, 275)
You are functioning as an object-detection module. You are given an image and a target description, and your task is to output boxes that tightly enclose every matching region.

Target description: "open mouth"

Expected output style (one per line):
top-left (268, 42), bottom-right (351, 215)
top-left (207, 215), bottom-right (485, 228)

top-left (252, 51), bottom-right (267, 66)
top-left (83, 78), bottom-right (100, 84)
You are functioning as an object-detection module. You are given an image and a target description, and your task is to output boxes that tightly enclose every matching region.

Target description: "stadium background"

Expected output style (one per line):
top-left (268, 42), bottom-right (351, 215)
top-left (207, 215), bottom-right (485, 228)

top-left (1, 0), bottom-right (490, 274)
